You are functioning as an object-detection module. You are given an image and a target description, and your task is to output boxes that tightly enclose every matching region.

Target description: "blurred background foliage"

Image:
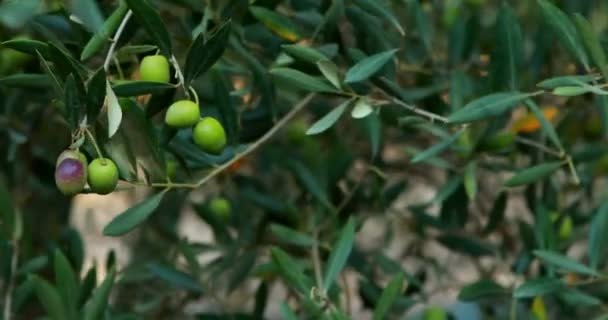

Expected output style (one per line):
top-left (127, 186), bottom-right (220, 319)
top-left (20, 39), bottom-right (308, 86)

top-left (1, 0), bottom-right (608, 319)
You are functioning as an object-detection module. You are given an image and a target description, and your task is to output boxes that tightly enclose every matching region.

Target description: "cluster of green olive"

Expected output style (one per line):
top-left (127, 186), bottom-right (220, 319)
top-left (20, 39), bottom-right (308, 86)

top-left (55, 149), bottom-right (118, 196)
top-left (140, 55), bottom-right (227, 155)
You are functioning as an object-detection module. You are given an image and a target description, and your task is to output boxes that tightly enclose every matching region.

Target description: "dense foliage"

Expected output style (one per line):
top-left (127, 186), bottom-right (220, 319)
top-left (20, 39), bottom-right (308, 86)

top-left (1, 0), bottom-right (608, 319)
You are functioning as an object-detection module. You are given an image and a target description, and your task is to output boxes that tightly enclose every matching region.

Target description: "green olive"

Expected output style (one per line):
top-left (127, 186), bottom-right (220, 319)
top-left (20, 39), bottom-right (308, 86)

top-left (87, 158), bottom-right (119, 195)
top-left (423, 306), bottom-right (448, 320)
top-left (193, 117), bottom-right (227, 155)
top-left (165, 100), bottom-right (201, 128)
top-left (139, 55), bottom-right (171, 83)
top-left (209, 197), bottom-right (231, 220)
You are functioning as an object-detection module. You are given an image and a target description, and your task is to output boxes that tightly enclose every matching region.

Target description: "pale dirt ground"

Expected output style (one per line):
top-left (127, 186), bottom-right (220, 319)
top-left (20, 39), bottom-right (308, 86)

top-left (69, 163), bottom-right (593, 319)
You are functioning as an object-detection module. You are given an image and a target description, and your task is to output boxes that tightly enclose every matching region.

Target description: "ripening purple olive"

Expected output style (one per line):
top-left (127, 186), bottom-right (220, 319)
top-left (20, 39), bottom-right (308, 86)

top-left (55, 158), bottom-right (86, 195)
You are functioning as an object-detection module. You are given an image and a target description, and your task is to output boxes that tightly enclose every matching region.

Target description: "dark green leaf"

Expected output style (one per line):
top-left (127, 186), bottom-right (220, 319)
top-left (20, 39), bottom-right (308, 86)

top-left (589, 201), bottom-right (608, 269)
top-left (53, 249), bottom-right (78, 318)
top-left (270, 67), bottom-right (336, 93)
top-left (437, 234), bottom-right (495, 257)
top-left (525, 99), bottom-right (564, 152)
top-left (411, 129), bottom-right (464, 163)
top-left (537, 74), bottom-right (601, 89)
top-left (344, 49), bottom-right (398, 84)
top-left (533, 250), bottom-right (599, 276)
top-left (353, 0), bottom-right (404, 36)
top-left (69, 0), bottom-right (104, 33)
top-left (83, 268), bottom-right (115, 320)
top-left (1, 38), bottom-right (48, 56)
top-left (112, 81), bottom-right (175, 97)
top-left (483, 192), bottom-right (507, 234)
top-left (184, 20), bottom-right (231, 85)
top-left (573, 14), bottom-right (608, 80)
top-left (448, 92), bottom-right (535, 124)
top-left (558, 288), bottom-right (603, 306)
top-left (86, 68), bottom-right (106, 124)
top-left (33, 276), bottom-right (67, 320)
top-left (490, 3), bottom-right (523, 90)
top-left (103, 192), bottom-right (165, 236)
top-left (0, 73), bottom-right (50, 88)
top-left (270, 224), bottom-right (316, 247)
top-left (147, 263), bottom-right (204, 293)
top-left (65, 74), bottom-right (81, 130)
top-left (250, 6), bottom-right (300, 42)
top-left (504, 162), bottom-right (563, 187)
top-left (513, 277), bottom-right (564, 298)
top-left (279, 302), bottom-right (300, 320)
top-left (282, 44), bottom-right (328, 64)
top-left (458, 280), bottom-right (508, 302)
top-left (270, 247), bottom-right (312, 295)
top-left (323, 218), bottom-right (356, 291)
top-left (125, 0), bottom-right (172, 55)
top-left (373, 272), bottom-right (405, 320)
top-left (288, 160), bottom-right (333, 210)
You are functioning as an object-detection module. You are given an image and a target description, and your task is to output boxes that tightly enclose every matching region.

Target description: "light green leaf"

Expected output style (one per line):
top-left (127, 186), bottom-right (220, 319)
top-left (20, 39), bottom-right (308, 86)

top-left (513, 277), bottom-right (564, 298)
top-left (552, 86), bottom-right (594, 96)
top-left (307, 99), bottom-right (352, 135)
top-left (525, 99), bottom-right (564, 152)
top-left (106, 80), bottom-right (122, 138)
top-left (33, 276), bottom-right (67, 320)
top-left (317, 60), bottom-right (342, 89)
top-left (250, 6), bottom-right (300, 42)
top-left (53, 250), bottom-right (78, 317)
top-left (323, 218), bottom-right (356, 291)
top-left (589, 201), bottom-right (608, 269)
top-left (537, 74), bottom-right (601, 89)
top-left (344, 49), bottom-right (398, 84)
top-left (448, 92), bottom-right (534, 124)
top-left (533, 250), bottom-right (600, 276)
top-left (103, 192), bottom-right (165, 236)
top-left (83, 268), bottom-right (115, 320)
top-left (504, 161), bottom-right (563, 187)
top-left (81, 2), bottom-right (128, 60)
top-left (464, 161), bottom-right (477, 200)
top-left (269, 224), bottom-right (317, 247)
top-left (351, 97), bottom-right (373, 119)
top-left (271, 247), bottom-right (312, 294)
top-left (282, 44), bottom-right (328, 64)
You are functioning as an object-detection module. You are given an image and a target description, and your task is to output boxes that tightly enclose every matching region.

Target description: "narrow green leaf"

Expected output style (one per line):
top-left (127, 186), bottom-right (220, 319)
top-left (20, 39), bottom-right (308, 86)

top-left (504, 161), bottom-right (563, 187)
top-left (323, 218), bottom-right (356, 291)
top-left (490, 3), bottom-right (523, 90)
top-left (307, 99), bottom-right (351, 135)
top-left (65, 74), bottom-right (81, 130)
top-left (184, 20), bottom-right (231, 85)
top-left (344, 49), bottom-right (398, 84)
top-left (411, 129), bottom-right (464, 163)
top-left (353, 0), bottom-right (404, 35)
top-left (0, 73), bottom-right (50, 88)
top-left (270, 67), bottom-right (336, 93)
top-left (147, 263), bottom-right (204, 293)
top-left (463, 161), bottom-right (477, 200)
top-left (458, 280), bottom-right (508, 302)
top-left (282, 44), bottom-right (328, 64)
top-left (513, 277), bottom-right (564, 298)
top-left (53, 250), bottom-right (78, 317)
top-left (112, 80), bottom-right (175, 97)
top-left (81, 2), bottom-right (128, 60)
top-left (279, 302), bottom-right (300, 320)
top-left (351, 97), bottom-right (373, 119)
top-left (537, 74), bottom-right (601, 89)
top-left (86, 68), bottom-right (106, 124)
top-left (372, 272), bottom-right (405, 320)
top-left (269, 224), bottom-right (317, 247)
top-left (552, 86), bottom-right (594, 96)
top-left (448, 92), bottom-right (534, 124)
top-left (317, 60), bottom-right (342, 89)
top-left (103, 192), bottom-right (165, 236)
top-left (250, 6), bottom-right (300, 42)
top-left (106, 80), bottom-right (122, 138)
top-left (483, 192), bottom-right (507, 234)
top-left (36, 50), bottom-right (63, 97)
top-left (288, 160), bottom-right (333, 210)
top-left (69, 0), bottom-right (104, 33)
top-left (525, 99), bottom-right (564, 152)
top-left (573, 14), bottom-right (608, 80)
top-left (589, 201), bottom-right (608, 269)
top-left (536, 0), bottom-right (589, 68)
top-left (270, 247), bottom-right (312, 294)
top-left (408, 0), bottom-right (432, 52)
top-left (533, 250), bottom-right (600, 276)
top-left (125, 0), bottom-right (172, 55)
top-left (558, 288), bottom-right (603, 306)
top-left (33, 276), bottom-right (67, 320)
top-left (83, 268), bottom-right (115, 320)
top-left (437, 234), bottom-right (495, 257)
top-left (1, 38), bottom-right (48, 56)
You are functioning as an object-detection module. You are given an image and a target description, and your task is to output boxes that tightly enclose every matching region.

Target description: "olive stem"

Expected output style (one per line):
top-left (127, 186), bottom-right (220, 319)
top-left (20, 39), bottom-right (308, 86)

top-left (85, 129), bottom-right (105, 165)
top-left (2, 237), bottom-right (19, 320)
top-left (103, 10), bottom-right (133, 71)
top-left (390, 97), bottom-right (450, 124)
top-left (515, 136), bottom-right (563, 158)
top-left (189, 85), bottom-right (200, 106)
top-left (170, 55), bottom-right (189, 98)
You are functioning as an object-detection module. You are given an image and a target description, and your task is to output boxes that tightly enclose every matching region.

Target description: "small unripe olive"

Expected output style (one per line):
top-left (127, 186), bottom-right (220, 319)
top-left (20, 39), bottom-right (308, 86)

top-left (286, 120), bottom-right (309, 145)
top-left (55, 158), bottom-right (87, 195)
top-left (209, 197), bottom-right (231, 220)
top-left (139, 55), bottom-right (170, 83)
top-left (193, 117), bottom-right (227, 155)
top-left (87, 158), bottom-right (119, 195)
top-left (165, 100), bottom-right (201, 128)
